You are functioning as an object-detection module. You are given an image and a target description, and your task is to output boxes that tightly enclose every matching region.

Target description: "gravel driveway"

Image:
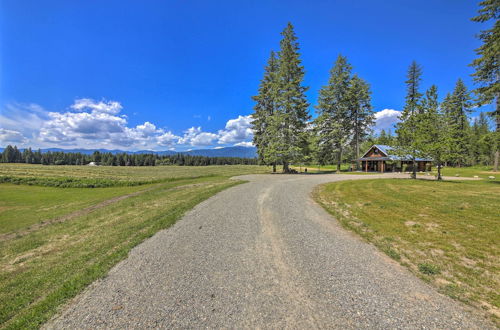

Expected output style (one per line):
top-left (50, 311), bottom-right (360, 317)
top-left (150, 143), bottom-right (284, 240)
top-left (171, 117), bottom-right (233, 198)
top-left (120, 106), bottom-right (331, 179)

top-left (46, 173), bottom-right (492, 329)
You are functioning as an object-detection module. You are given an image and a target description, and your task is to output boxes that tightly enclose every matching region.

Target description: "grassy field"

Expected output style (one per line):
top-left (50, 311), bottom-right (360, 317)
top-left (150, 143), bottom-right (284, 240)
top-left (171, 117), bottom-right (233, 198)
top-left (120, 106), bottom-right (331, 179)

top-left (0, 164), bottom-right (272, 329)
top-left (314, 178), bottom-right (500, 323)
top-left (291, 163), bottom-right (378, 174)
top-left (0, 184), bottom-right (149, 234)
top-left (422, 165), bottom-right (500, 181)
top-left (0, 163), bottom-right (273, 187)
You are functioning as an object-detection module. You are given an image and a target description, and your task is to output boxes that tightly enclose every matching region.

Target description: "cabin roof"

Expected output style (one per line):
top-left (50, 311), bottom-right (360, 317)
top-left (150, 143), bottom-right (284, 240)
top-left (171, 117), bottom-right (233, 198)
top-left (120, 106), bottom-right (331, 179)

top-left (359, 145), bottom-right (432, 162)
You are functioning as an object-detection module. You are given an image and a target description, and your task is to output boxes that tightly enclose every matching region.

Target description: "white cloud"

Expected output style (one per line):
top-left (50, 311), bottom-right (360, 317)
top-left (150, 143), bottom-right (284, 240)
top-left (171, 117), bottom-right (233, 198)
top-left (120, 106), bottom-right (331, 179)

top-left (0, 103), bottom-right (48, 143)
top-left (374, 109), bottom-right (401, 133)
top-left (218, 115), bottom-right (253, 144)
top-left (39, 110), bottom-right (127, 143)
top-left (178, 127), bottom-right (218, 146)
top-left (0, 128), bottom-right (28, 144)
top-left (71, 98), bottom-right (122, 115)
top-left (157, 131), bottom-right (179, 146)
top-left (0, 99), bottom-right (255, 150)
top-left (234, 141), bottom-right (254, 147)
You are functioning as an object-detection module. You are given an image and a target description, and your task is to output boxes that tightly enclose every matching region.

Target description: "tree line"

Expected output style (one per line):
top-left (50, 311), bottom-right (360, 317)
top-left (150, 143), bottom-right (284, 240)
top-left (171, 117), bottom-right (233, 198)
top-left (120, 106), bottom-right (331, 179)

top-left (252, 1), bottom-right (498, 176)
top-left (0, 146), bottom-right (257, 166)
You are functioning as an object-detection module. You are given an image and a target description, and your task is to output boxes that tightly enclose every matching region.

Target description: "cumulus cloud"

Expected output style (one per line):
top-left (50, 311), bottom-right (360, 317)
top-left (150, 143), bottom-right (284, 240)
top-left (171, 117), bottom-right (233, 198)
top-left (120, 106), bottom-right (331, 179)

top-left (157, 131), bottom-right (179, 146)
top-left (39, 110), bottom-right (127, 143)
top-left (179, 127), bottom-right (218, 146)
top-left (0, 128), bottom-right (28, 144)
top-left (234, 141), bottom-right (254, 147)
top-left (217, 115), bottom-right (253, 145)
top-left (71, 98), bottom-right (123, 114)
top-left (0, 98), bottom-right (257, 150)
top-left (373, 109), bottom-right (401, 133)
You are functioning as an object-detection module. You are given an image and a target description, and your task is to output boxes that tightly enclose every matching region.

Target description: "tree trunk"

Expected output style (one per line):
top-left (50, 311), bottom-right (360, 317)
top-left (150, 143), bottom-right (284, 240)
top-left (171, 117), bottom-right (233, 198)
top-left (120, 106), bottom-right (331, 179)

top-left (283, 162), bottom-right (290, 173)
top-left (494, 151), bottom-right (499, 172)
top-left (337, 147), bottom-right (342, 173)
top-left (494, 96), bottom-right (499, 171)
top-left (272, 163), bottom-right (276, 173)
top-left (411, 156), bottom-right (417, 179)
top-left (355, 125), bottom-right (360, 171)
top-left (437, 162), bottom-right (442, 181)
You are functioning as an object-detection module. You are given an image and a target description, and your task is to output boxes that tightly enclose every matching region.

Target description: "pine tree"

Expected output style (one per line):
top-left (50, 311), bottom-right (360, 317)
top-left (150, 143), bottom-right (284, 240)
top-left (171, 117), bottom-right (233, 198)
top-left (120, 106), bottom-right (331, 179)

top-left (314, 55), bottom-right (353, 172)
top-left (415, 85), bottom-right (447, 180)
top-left (470, 0), bottom-right (499, 171)
top-left (470, 112), bottom-right (491, 165)
top-left (443, 79), bottom-right (473, 167)
top-left (395, 61), bottom-right (423, 178)
top-left (377, 130), bottom-right (395, 146)
top-left (274, 23), bottom-right (310, 172)
top-left (252, 51), bottom-right (279, 172)
top-left (347, 74), bottom-right (374, 170)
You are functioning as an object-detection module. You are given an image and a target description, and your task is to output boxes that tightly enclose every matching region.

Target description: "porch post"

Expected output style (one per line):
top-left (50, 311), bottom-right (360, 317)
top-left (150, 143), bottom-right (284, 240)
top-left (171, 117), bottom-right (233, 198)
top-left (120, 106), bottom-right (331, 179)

top-left (365, 161), bottom-right (368, 172)
top-left (381, 161), bottom-right (385, 173)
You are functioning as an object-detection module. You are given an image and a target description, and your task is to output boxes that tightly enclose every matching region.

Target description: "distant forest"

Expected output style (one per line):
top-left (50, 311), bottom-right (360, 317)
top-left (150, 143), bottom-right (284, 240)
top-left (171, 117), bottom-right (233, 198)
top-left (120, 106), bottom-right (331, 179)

top-left (0, 145), bottom-right (257, 166)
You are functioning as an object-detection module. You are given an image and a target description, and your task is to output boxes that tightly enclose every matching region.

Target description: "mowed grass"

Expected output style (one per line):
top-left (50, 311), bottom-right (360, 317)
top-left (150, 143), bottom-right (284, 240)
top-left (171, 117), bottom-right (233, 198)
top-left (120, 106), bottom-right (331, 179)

top-left (0, 184), bottom-right (148, 234)
top-left (291, 163), bottom-right (377, 174)
top-left (0, 164), bottom-right (272, 329)
top-left (421, 165), bottom-right (500, 181)
top-left (0, 163), bottom-right (271, 186)
top-left (314, 179), bottom-right (500, 323)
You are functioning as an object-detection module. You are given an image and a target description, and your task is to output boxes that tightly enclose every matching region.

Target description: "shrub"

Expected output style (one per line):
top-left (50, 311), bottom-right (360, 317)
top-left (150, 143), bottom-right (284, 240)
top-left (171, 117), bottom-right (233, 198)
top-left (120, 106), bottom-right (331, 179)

top-left (418, 263), bottom-right (440, 275)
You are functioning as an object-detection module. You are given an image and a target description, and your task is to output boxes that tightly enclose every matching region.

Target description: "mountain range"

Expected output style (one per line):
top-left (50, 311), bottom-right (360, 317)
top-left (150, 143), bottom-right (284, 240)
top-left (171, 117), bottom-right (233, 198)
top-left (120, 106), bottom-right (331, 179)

top-left (0, 146), bottom-right (258, 158)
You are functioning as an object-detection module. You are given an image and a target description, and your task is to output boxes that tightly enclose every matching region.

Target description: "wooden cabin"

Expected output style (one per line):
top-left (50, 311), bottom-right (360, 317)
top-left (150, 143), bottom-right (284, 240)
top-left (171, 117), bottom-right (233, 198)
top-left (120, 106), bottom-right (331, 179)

top-left (356, 145), bottom-right (432, 172)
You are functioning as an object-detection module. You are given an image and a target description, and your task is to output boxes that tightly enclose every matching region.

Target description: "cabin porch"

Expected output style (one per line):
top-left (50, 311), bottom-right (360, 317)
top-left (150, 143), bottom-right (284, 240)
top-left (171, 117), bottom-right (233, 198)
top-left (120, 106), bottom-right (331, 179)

top-left (359, 160), bottom-right (432, 173)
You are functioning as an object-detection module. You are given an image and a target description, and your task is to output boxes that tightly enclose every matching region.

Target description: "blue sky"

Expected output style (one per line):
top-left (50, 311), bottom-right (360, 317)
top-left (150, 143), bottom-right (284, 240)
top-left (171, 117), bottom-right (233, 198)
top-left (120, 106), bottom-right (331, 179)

top-left (0, 0), bottom-right (492, 150)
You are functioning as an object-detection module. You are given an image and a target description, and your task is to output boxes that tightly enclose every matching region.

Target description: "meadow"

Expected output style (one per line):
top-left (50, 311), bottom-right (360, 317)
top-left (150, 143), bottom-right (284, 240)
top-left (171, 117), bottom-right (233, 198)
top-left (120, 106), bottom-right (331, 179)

top-left (424, 165), bottom-right (500, 181)
top-left (0, 164), bottom-right (272, 329)
top-left (314, 178), bottom-right (500, 323)
top-left (0, 163), bottom-right (273, 187)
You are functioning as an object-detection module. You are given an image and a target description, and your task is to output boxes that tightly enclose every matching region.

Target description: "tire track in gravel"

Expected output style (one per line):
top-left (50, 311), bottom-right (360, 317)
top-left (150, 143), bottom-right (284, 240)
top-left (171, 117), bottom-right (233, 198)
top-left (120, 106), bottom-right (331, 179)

top-left (256, 186), bottom-right (320, 327)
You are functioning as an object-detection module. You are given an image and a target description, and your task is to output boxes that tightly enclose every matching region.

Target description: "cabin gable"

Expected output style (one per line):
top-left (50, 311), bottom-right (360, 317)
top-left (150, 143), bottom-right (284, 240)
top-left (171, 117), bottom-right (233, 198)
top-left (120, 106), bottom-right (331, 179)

top-left (361, 145), bottom-right (388, 158)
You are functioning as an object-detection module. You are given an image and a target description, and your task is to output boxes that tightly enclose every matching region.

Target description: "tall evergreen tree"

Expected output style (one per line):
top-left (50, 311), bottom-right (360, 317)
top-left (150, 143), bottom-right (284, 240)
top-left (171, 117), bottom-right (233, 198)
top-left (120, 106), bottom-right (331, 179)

top-left (443, 79), bottom-right (473, 167)
top-left (376, 130), bottom-right (395, 146)
top-left (470, 112), bottom-right (492, 165)
top-left (274, 23), bottom-right (310, 172)
top-left (415, 85), bottom-right (447, 180)
top-left (470, 0), bottom-right (499, 171)
top-left (252, 51), bottom-right (279, 172)
top-left (395, 61), bottom-right (423, 178)
top-left (251, 23), bottom-right (310, 173)
top-left (314, 55), bottom-right (353, 172)
top-left (347, 74), bottom-right (374, 170)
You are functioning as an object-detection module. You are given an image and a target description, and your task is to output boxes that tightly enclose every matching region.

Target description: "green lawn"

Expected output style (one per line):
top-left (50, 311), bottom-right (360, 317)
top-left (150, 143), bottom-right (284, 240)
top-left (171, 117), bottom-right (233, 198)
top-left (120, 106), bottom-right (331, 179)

top-left (314, 178), bottom-right (500, 324)
top-left (0, 164), bottom-right (272, 329)
top-left (292, 163), bottom-right (378, 174)
top-left (422, 165), bottom-right (500, 181)
top-left (0, 184), bottom-right (148, 234)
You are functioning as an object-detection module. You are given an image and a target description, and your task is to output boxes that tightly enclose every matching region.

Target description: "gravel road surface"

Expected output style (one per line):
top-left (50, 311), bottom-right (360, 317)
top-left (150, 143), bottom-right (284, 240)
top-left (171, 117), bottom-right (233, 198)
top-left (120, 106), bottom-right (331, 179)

top-left (46, 173), bottom-right (492, 329)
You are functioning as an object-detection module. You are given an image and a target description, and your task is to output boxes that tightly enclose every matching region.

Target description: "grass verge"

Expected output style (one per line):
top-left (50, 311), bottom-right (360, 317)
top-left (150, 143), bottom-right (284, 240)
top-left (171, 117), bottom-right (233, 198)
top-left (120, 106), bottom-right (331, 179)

top-left (313, 178), bottom-right (499, 324)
